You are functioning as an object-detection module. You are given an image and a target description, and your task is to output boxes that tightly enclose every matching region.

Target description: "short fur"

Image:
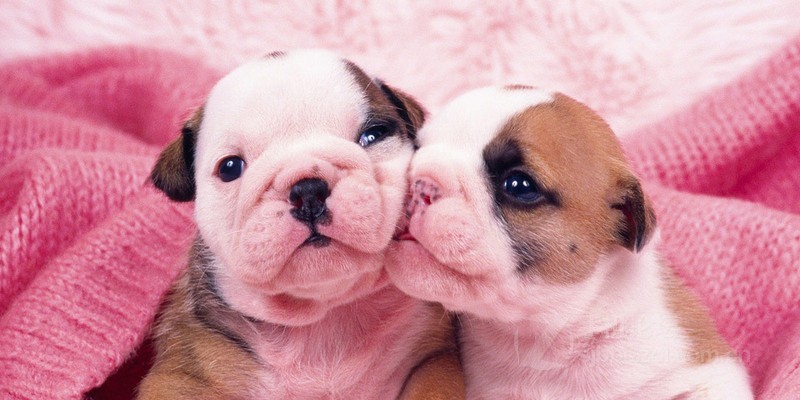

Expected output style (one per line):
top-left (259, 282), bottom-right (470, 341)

top-left (386, 86), bottom-right (752, 399)
top-left (140, 50), bottom-right (464, 399)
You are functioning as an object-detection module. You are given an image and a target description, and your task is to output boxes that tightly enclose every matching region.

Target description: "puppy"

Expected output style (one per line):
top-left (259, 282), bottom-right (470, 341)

top-left (139, 50), bottom-right (464, 399)
top-left (386, 86), bottom-right (752, 399)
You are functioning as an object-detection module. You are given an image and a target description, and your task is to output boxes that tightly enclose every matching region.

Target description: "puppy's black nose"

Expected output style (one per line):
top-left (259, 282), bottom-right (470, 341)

top-left (289, 178), bottom-right (331, 223)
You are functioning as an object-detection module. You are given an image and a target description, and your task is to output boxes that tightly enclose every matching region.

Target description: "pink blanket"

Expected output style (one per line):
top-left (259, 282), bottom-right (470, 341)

top-left (0, 39), bottom-right (798, 398)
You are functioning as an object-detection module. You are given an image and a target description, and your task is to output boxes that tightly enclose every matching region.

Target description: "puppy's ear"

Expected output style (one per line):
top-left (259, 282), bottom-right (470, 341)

top-left (612, 175), bottom-right (656, 252)
top-left (150, 107), bottom-right (203, 202)
top-left (377, 80), bottom-right (426, 142)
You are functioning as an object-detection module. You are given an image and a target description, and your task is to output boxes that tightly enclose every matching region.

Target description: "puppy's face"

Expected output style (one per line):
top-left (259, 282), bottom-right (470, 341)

top-left (387, 86), bottom-right (654, 324)
top-left (151, 50), bottom-right (424, 325)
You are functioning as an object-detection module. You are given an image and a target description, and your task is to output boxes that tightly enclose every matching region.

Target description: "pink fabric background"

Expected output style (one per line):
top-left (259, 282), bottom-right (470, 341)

top-left (0, 2), bottom-right (798, 399)
top-left (2, 1), bottom-right (800, 135)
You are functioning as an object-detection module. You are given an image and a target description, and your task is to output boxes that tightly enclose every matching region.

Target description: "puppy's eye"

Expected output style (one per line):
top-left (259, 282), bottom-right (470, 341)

top-left (358, 125), bottom-right (390, 147)
top-left (217, 156), bottom-right (245, 182)
top-left (503, 172), bottom-right (541, 203)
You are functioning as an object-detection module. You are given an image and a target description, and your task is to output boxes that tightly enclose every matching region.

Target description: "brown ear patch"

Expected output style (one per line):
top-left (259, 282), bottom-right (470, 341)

top-left (344, 60), bottom-right (426, 145)
top-left (613, 175), bottom-right (657, 252)
top-left (150, 107), bottom-right (203, 202)
top-left (377, 80), bottom-right (426, 141)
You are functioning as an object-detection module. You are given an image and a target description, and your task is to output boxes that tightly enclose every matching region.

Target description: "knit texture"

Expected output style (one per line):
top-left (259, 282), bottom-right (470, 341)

top-left (0, 39), bottom-right (798, 398)
top-left (0, 49), bottom-right (220, 399)
top-left (625, 35), bottom-right (800, 396)
top-left (625, 34), bottom-right (800, 399)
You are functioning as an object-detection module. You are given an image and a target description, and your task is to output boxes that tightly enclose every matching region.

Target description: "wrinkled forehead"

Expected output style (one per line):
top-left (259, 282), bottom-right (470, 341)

top-left (200, 50), bottom-right (368, 149)
top-left (417, 86), bottom-right (554, 151)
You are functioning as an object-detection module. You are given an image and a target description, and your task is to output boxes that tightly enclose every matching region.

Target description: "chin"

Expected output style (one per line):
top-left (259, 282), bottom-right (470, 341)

top-left (386, 238), bottom-right (472, 307)
top-left (277, 243), bottom-right (387, 300)
top-left (214, 239), bottom-right (389, 325)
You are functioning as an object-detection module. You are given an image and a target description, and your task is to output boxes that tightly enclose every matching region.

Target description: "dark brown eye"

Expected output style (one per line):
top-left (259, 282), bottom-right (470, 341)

top-left (217, 156), bottom-right (245, 182)
top-left (503, 172), bottom-right (541, 203)
top-left (358, 125), bottom-right (391, 147)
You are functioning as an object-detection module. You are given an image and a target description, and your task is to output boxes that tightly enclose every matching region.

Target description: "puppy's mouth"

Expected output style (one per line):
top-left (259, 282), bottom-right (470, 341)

top-left (302, 231), bottom-right (331, 248)
top-left (392, 226), bottom-right (417, 242)
top-left (392, 203), bottom-right (417, 242)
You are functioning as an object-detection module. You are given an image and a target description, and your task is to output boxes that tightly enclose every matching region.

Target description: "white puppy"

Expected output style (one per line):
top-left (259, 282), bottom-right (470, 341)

top-left (140, 50), bottom-right (463, 400)
top-left (387, 86), bottom-right (752, 399)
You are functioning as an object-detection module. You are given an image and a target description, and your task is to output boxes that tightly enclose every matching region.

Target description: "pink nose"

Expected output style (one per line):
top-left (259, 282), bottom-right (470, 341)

top-left (407, 178), bottom-right (442, 217)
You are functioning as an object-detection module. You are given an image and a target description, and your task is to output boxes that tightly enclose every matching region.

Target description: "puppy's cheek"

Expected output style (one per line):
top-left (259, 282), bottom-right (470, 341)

top-left (375, 162), bottom-right (411, 235)
top-left (194, 195), bottom-right (236, 246)
top-left (236, 202), bottom-right (307, 284)
top-left (412, 198), bottom-right (484, 266)
top-left (385, 242), bottom-right (444, 302)
top-left (386, 241), bottom-right (487, 307)
top-left (319, 176), bottom-right (385, 252)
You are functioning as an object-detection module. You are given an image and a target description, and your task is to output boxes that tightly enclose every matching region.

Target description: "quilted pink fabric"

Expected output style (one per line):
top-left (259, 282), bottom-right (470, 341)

top-left (0, 39), bottom-right (797, 398)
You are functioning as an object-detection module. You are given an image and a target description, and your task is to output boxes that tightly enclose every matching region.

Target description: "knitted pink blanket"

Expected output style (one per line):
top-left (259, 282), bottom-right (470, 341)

top-left (0, 40), bottom-right (797, 398)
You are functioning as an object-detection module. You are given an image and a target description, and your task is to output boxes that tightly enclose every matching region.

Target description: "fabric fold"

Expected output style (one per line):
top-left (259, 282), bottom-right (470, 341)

top-left (0, 38), bottom-right (798, 398)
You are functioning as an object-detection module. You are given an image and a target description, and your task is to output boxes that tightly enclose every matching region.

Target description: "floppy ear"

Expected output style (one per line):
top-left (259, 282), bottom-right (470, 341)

top-left (612, 175), bottom-right (656, 252)
top-left (150, 107), bottom-right (203, 202)
top-left (377, 80), bottom-right (426, 142)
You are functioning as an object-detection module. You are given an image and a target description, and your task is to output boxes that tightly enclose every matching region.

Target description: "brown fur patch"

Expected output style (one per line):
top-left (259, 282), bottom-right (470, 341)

top-left (662, 269), bottom-right (732, 365)
top-left (399, 352), bottom-right (465, 400)
top-left (400, 305), bottom-right (465, 400)
top-left (150, 107), bottom-right (204, 202)
top-left (489, 93), bottom-right (654, 284)
top-left (137, 241), bottom-right (261, 399)
top-left (344, 61), bottom-right (426, 143)
top-left (408, 303), bottom-right (460, 363)
top-left (141, 245), bottom-right (464, 399)
top-left (614, 175), bottom-right (657, 252)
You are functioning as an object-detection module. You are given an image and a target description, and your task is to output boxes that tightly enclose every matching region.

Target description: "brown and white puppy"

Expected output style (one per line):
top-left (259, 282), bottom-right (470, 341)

top-left (386, 86), bottom-right (752, 399)
top-left (139, 50), bottom-right (464, 400)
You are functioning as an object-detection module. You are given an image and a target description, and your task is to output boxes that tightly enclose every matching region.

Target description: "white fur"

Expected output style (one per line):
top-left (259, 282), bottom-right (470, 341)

top-left (388, 87), bottom-right (753, 399)
top-left (195, 49), bottom-right (368, 239)
top-left (192, 50), bottom-right (414, 322)
top-left (417, 86), bottom-right (554, 149)
top-left (181, 50), bottom-right (430, 397)
top-left (404, 87), bottom-right (555, 285)
top-left (459, 238), bottom-right (751, 399)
